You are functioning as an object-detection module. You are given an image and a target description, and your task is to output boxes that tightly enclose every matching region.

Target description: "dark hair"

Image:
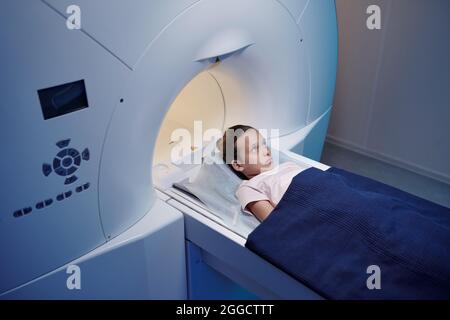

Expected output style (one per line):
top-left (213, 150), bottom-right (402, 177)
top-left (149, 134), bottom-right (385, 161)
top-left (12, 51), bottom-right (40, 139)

top-left (220, 125), bottom-right (257, 180)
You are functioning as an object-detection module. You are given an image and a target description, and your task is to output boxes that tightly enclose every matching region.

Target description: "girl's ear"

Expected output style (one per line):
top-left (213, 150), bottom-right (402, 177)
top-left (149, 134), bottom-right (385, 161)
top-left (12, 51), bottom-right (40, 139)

top-left (231, 160), bottom-right (245, 172)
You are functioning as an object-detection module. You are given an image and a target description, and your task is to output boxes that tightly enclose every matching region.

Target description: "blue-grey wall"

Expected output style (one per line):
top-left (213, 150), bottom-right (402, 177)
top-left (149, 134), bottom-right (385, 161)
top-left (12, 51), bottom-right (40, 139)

top-left (328, 0), bottom-right (450, 184)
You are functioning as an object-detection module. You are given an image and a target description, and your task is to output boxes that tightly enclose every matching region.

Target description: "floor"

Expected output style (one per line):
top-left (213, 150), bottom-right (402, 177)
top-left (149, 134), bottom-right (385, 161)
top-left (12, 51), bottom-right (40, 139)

top-left (320, 141), bottom-right (450, 209)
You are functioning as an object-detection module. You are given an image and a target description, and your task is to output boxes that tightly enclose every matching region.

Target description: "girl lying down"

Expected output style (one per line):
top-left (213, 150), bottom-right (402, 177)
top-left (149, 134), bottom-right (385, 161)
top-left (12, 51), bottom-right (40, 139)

top-left (221, 124), bottom-right (308, 221)
top-left (221, 125), bottom-right (450, 299)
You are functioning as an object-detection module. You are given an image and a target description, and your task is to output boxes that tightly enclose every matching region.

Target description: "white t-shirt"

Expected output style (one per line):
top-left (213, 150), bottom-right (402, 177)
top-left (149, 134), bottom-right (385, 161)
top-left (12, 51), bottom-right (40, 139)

top-left (236, 161), bottom-right (311, 215)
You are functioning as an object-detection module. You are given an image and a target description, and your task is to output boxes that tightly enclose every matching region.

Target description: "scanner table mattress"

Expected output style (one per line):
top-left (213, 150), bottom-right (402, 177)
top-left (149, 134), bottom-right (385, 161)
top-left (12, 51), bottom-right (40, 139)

top-left (171, 151), bottom-right (319, 238)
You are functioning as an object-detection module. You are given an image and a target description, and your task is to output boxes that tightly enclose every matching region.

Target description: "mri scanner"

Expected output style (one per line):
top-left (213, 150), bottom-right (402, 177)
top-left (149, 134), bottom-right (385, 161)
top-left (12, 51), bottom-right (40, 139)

top-left (0, 0), bottom-right (337, 299)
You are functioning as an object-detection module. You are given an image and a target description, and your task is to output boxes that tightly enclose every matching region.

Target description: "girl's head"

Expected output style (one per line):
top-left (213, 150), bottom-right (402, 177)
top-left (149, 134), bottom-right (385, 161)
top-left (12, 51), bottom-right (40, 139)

top-left (221, 125), bottom-right (274, 180)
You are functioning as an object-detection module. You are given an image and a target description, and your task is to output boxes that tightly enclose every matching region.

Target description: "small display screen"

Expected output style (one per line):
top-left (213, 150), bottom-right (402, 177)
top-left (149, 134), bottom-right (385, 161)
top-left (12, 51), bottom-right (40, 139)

top-left (38, 80), bottom-right (89, 120)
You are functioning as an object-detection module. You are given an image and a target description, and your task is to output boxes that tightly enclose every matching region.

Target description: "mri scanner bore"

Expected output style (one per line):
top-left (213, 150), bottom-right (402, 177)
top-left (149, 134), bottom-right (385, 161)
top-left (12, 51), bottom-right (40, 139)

top-left (1, 0), bottom-right (449, 300)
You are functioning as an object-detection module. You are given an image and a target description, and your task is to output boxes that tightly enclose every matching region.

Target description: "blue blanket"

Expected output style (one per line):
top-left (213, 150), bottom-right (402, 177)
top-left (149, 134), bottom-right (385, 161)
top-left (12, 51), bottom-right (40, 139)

top-left (245, 167), bottom-right (450, 299)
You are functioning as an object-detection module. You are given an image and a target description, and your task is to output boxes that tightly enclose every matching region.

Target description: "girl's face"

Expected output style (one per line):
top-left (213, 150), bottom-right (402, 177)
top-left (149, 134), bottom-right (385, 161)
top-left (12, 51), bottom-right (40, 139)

top-left (231, 129), bottom-right (274, 179)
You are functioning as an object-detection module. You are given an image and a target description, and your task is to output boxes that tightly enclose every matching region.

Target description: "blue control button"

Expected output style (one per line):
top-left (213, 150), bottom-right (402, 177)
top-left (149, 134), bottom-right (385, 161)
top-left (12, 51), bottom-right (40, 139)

top-left (13, 210), bottom-right (23, 218)
top-left (56, 139), bottom-right (71, 149)
top-left (44, 199), bottom-right (53, 206)
top-left (65, 191), bottom-right (73, 198)
top-left (23, 207), bottom-right (32, 215)
top-left (64, 175), bottom-right (78, 185)
top-left (82, 148), bottom-right (90, 161)
top-left (42, 163), bottom-right (52, 176)
top-left (66, 166), bottom-right (77, 175)
top-left (83, 183), bottom-right (90, 190)
top-left (57, 149), bottom-right (69, 159)
top-left (62, 157), bottom-right (73, 168)
top-left (44, 142), bottom-right (87, 186)
top-left (74, 155), bottom-right (81, 166)
top-left (54, 166), bottom-right (68, 176)
top-left (52, 157), bottom-right (61, 169)
top-left (76, 186), bottom-right (83, 193)
top-left (56, 193), bottom-right (64, 201)
top-left (68, 149), bottom-right (80, 158)
top-left (36, 202), bottom-right (44, 210)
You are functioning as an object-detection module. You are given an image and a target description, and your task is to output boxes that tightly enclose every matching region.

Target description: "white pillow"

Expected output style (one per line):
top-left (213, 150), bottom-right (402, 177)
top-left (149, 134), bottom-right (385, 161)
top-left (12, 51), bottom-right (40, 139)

top-left (179, 153), bottom-right (260, 236)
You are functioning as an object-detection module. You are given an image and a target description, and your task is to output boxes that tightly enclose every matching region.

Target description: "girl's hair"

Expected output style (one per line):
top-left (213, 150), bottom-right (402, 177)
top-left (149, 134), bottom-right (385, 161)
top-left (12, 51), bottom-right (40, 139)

top-left (220, 125), bottom-right (256, 180)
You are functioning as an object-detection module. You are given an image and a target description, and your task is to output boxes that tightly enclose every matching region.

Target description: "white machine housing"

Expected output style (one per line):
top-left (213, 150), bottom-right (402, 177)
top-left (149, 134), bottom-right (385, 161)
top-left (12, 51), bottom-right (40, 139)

top-left (0, 0), bottom-right (337, 298)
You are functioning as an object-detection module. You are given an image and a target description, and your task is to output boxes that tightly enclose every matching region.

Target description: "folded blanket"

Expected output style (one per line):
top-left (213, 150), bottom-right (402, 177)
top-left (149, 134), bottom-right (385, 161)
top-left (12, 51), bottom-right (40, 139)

top-left (246, 167), bottom-right (450, 299)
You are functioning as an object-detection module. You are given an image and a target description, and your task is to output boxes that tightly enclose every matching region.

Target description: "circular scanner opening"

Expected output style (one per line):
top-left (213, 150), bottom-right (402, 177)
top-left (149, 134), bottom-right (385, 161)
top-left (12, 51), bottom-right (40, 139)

top-left (152, 69), bottom-right (226, 186)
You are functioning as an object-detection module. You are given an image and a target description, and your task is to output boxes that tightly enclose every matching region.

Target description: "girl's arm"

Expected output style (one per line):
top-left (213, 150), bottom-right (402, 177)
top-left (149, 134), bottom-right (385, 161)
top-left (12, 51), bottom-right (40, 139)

top-left (247, 200), bottom-right (274, 222)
